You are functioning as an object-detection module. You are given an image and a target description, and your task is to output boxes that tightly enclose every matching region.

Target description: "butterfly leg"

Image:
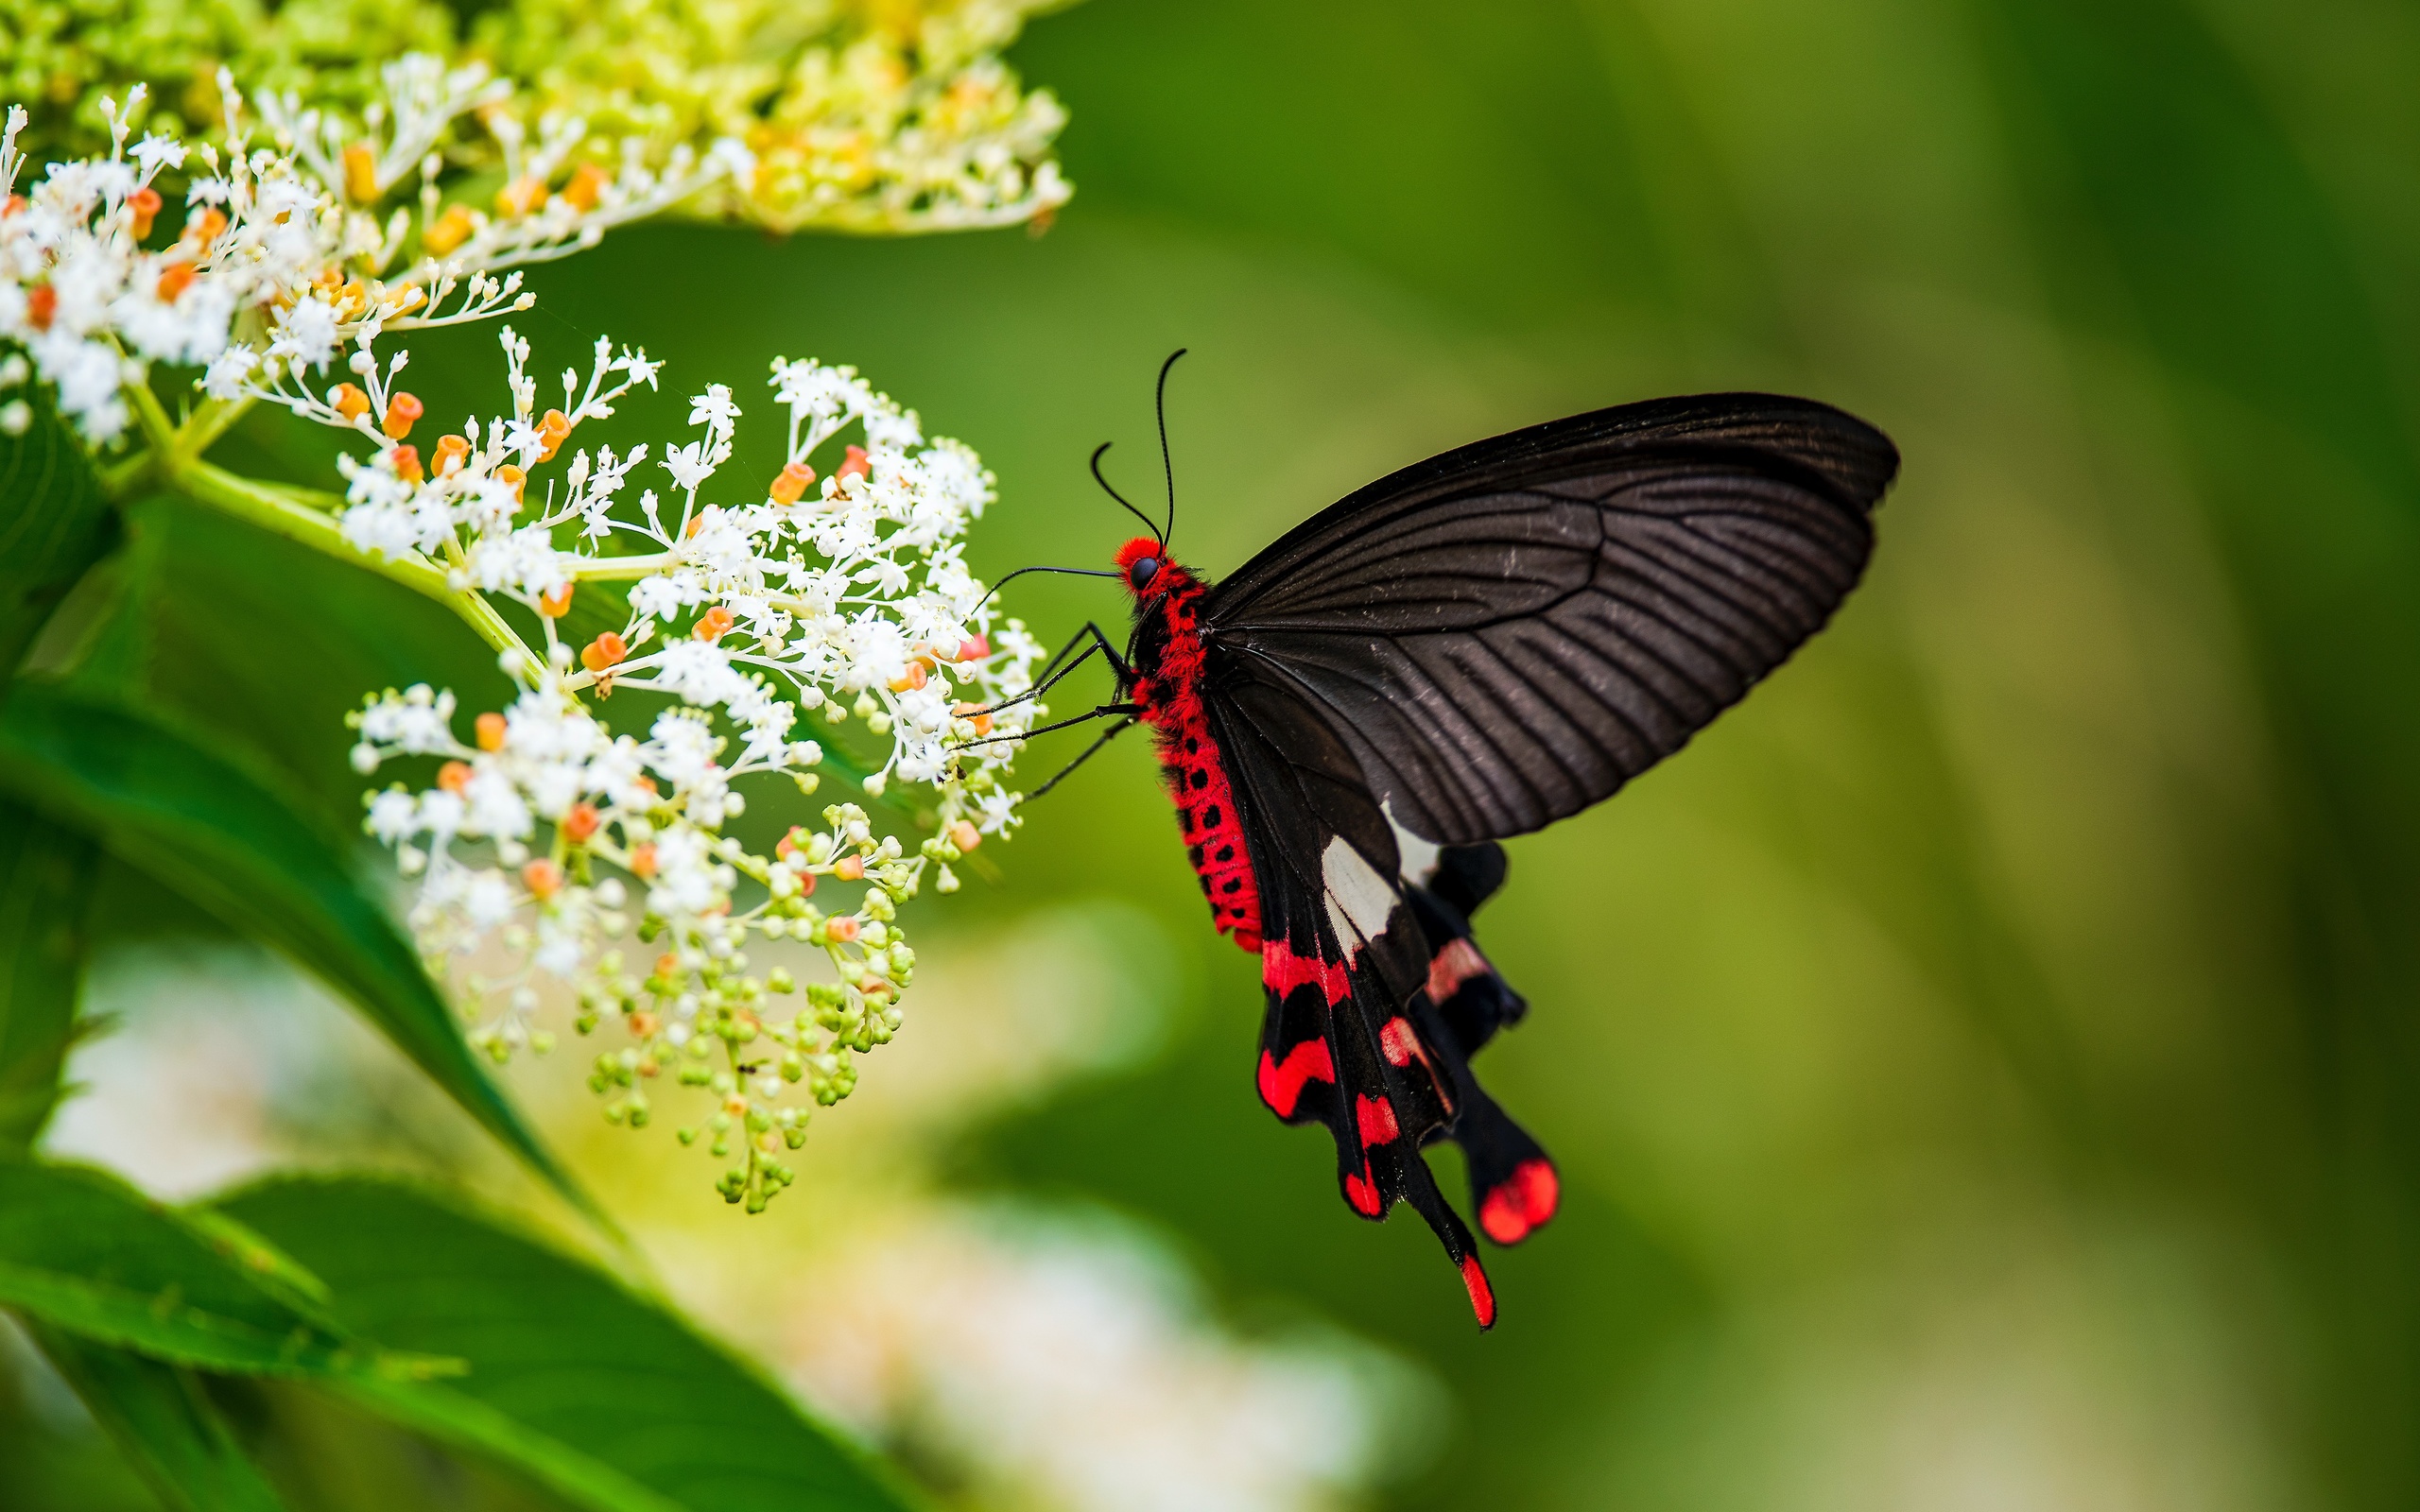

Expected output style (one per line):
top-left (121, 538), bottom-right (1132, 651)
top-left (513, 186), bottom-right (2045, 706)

top-left (968, 623), bottom-right (1133, 720)
top-left (950, 703), bottom-right (1142, 750)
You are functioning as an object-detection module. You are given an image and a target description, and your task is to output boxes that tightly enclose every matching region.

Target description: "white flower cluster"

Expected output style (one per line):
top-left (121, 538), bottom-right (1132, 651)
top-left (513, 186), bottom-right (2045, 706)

top-left (0, 57), bottom-right (748, 441)
top-left (345, 345), bottom-right (1046, 1210)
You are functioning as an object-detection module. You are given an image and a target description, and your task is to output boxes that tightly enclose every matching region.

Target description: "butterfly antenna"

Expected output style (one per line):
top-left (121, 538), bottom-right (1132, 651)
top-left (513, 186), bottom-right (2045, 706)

top-left (969, 563), bottom-right (1122, 615)
top-left (1090, 442), bottom-right (1163, 545)
top-left (1155, 348), bottom-right (1186, 549)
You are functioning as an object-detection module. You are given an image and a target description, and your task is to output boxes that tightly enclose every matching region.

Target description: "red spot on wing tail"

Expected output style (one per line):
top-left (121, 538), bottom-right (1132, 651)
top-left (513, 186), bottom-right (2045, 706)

top-left (1478, 1159), bottom-right (1562, 1246)
top-left (1255, 1039), bottom-right (1336, 1118)
top-left (1263, 938), bottom-right (1351, 1005)
top-left (1426, 937), bottom-right (1492, 1004)
top-left (1344, 1167), bottom-right (1382, 1216)
top-left (1356, 1093), bottom-right (1399, 1148)
top-left (1460, 1255), bottom-right (1497, 1329)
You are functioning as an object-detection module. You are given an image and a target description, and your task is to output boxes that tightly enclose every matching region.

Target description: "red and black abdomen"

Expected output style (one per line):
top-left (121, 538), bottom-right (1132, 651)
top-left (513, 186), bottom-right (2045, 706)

top-left (1129, 572), bottom-right (1263, 952)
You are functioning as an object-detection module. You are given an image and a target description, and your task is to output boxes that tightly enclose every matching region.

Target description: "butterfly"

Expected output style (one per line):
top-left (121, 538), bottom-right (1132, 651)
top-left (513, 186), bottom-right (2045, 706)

top-left (978, 357), bottom-right (1899, 1327)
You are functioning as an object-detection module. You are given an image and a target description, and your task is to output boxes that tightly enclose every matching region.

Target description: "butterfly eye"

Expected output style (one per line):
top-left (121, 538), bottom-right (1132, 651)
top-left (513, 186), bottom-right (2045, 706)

top-left (1128, 556), bottom-right (1161, 591)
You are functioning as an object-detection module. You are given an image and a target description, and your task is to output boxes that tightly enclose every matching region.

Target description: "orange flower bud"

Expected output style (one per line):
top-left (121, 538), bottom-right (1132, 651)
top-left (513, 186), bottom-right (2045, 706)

top-left (693, 606), bottom-right (734, 643)
top-left (391, 444), bottom-right (424, 483)
top-left (382, 392), bottom-right (423, 439)
top-left (495, 464), bottom-right (526, 505)
top-left (629, 1010), bottom-right (659, 1038)
top-left (437, 761), bottom-right (472, 794)
top-left (776, 827), bottom-right (804, 859)
top-left (432, 435), bottom-right (470, 476)
top-left (825, 917), bottom-right (861, 943)
top-left (423, 203), bottom-right (474, 256)
top-left (952, 702), bottom-right (993, 736)
top-left (183, 207), bottom-right (228, 249)
top-left (521, 858), bottom-right (563, 898)
top-left (537, 409), bottom-right (572, 463)
top-left (562, 802), bottom-right (600, 843)
top-left (127, 185), bottom-right (161, 239)
top-left (332, 384), bottom-right (370, 421)
top-left (538, 583), bottom-right (574, 618)
top-left (948, 820), bottom-right (983, 853)
top-left (834, 854), bottom-right (866, 882)
top-left (25, 285), bottom-right (55, 332)
top-left (957, 632), bottom-right (990, 662)
top-left (579, 632), bottom-right (627, 673)
top-left (769, 460), bottom-right (816, 505)
top-left (630, 842), bottom-right (659, 878)
top-left (654, 953), bottom-right (680, 979)
top-left (494, 177), bottom-right (546, 218)
top-left (1, 195), bottom-right (24, 217)
top-left (837, 444), bottom-right (872, 482)
top-left (475, 712), bottom-right (507, 751)
top-left (562, 162), bottom-right (609, 212)
top-left (888, 662), bottom-right (927, 693)
top-left (155, 263), bottom-right (196, 301)
top-left (342, 143), bottom-right (378, 203)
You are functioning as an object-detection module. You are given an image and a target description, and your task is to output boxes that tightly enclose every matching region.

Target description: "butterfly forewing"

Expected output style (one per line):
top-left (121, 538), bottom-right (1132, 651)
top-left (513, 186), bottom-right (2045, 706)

top-left (1201, 393), bottom-right (1897, 847)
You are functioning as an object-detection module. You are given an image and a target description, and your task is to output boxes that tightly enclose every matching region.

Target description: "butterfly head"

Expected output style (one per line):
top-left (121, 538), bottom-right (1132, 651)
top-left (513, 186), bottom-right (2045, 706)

top-left (1116, 536), bottom-right (1169, 597)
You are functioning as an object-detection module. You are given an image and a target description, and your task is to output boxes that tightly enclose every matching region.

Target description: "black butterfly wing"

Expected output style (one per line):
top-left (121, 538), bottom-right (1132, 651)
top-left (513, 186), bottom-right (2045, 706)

top-left (1199, 393), bottom-right (1897, 846)
top-left (1205, 663), bottom-right (1557, 1326)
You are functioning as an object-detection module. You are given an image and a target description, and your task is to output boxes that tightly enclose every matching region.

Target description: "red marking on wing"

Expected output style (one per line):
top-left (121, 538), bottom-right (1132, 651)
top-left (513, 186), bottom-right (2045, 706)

top-left (1263, 938), bottom-right (1351, 1005)
top-left (1129, 566), bottom-right (1263, 951)
top-left (1356, 1093), bottom-right (1400, 1148)
top-left (1378, 1017), bottom-right (1418, 1066)
top-left (1344, 1167), bottom-right (1382, 1216)
top-left (1460, 1255), bottom-right (1497, 1329)
top-left (1426, 937), bottom-right (1493, 1004)
top-left (1255, 1039), bottom-right (1336, 1119)
top-left (1478, 1159), bottom-right (1562, 1246)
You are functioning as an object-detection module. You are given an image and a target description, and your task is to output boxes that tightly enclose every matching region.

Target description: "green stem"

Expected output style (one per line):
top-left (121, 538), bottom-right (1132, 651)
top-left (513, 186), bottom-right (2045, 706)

top-left (572, 551), bottom-right (680, 581)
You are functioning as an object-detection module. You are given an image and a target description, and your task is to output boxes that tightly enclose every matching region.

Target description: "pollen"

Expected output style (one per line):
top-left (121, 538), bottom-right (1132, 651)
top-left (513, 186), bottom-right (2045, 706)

top-left (537, 409), bottom-right (573, 462)
top-left (437, 761), bottom-right (472, 794)
top-left (423, 203), bottom-right (474, 256)
top-left (475, 712), bottom-right (507, 751)
top-left (391, 444), bottom-right (424, 483)
top-left (127, 186), bottom-right (161, 240)
top-left (562, 803), bottom-right (601, 843)
top-left (694, 606), bottom-right (735, 643)
top-left (432, 435), bottom-right (470, 476)
top-left (769, 460), bottom-right (816, 505)
top-left (332, 384), bottom-right (370, 421)
top-left (382, 393), bottom-right (423, 439)
top-left (580, 632), bottom-right (627, 673)
top-left (522, 859), bottom-right (564, 898)
top-left (538, 584), bottom-right (574, 618)
top-left (154, 263), bottom-right (196, 302)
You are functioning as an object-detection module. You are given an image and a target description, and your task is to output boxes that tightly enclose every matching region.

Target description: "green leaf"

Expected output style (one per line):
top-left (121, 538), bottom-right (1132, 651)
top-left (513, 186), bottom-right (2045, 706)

top-left (26, 1322), bottom-right (290, 1512)
top-left (220, 1176), bottom-right (920, 1512)
top-left (0, 681), bottom-right (601, 1228)
top-left (0, 799), bottom-right (101, 1153)
top-left (0, 366), bottom-right (117, 682)
top-left (0, 1161), bottom-right (361, 1377)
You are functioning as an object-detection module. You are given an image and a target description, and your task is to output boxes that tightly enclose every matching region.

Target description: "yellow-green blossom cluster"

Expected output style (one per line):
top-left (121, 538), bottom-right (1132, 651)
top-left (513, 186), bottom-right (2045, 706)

top-left (3, 0), bottom-right (1074, 235)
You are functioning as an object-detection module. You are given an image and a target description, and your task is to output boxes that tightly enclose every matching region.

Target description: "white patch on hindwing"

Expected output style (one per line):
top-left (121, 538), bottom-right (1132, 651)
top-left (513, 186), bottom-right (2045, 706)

top-left (1322, 835), bottom-right (1397, 948)
top-left (1382, 799), bottom-right (1441, 886)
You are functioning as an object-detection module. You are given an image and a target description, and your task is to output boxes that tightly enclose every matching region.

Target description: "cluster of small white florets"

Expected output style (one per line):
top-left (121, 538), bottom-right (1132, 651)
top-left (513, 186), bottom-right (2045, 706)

top-left (343, 342), bottom-right (1046, 1210)
top-left (0, 57), bottom-right (749, 442)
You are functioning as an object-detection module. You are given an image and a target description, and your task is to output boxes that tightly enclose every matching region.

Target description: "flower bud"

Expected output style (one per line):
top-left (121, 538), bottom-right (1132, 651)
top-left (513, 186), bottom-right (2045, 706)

top-left (630, 843), bottom-right (659, 879)
top-left (537, 409), bottom-right (572, 462)
top-left (948, 820), bottom-right (982, 853)
top-left (888, 662), bottom-right (927, 693)
top-left (391, 445), bottom-right (423, 483)
top-left (522, 858), bottom-right (563, 898)
top-left (825, 917), bottom-right (861, 943)
top-left (424, 203), bottom-right (474, 256)
top-left (539, 584), bottom-right (574, 618)
top-left (437, 761), bottom-right (472, 794)
top-left (834, 855), bottom-right (866, 882)
top-left (155, 263), bottom-right (197, 302)
top-left (769, 460), bottom-right (816, 505)
top-left (127, 186), bottom-right (161, 239)
top-left (432, 435), bottom-right (469, 475)
top-left (24, 285), bottom-right (54, 332)
top-left (332, 383), bottom-right (371, 421)
top-left (342, 143), bottom-right (378, 202)
top-left (838, 444), bottom-right (872, 482)
top-left (495, 177), bottom-right (547, 217)
top-left (496, 464), bottom-right (527, 504)
top-left (383, 393), bottom-right (423, 439)
top-left (694, 607), bottom-right (734, 643)
top-left (580, 632), bottom-right (627, 673)
top-left (475, 712), bottom-right (507, 751)
top-left (562, 803), bottom-right (600, 843)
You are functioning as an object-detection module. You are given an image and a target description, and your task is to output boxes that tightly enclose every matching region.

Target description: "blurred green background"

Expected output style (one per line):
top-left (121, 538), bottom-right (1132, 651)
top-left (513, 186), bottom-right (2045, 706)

top-left (17, 0), bottom-right (2420, 1506)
